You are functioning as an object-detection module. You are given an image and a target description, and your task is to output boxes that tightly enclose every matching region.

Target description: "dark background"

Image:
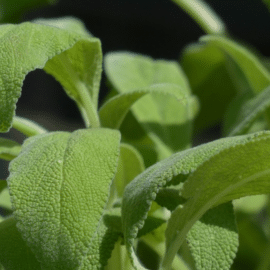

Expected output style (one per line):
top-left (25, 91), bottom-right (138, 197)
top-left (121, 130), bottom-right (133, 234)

top-left (1, 0), bottom-right (270, 179)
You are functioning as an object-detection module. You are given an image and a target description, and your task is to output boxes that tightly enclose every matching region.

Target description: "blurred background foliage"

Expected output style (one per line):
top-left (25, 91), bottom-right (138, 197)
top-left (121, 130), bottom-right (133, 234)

top-left (1, 2), bottom-right (270, 269)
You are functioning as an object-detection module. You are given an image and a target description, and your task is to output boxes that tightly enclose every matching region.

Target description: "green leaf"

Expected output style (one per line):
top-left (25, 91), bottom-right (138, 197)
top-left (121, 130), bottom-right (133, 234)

top-left (186, 202), bottom-right (238, 270)
top-left (181, 43), bottom-right (237, 131)
top-left (113, 143), bottom-right (145, 198)
top-left (171, 0), bottom-right (227, 35)
top-left (100, 83), bottom-right (198, 160)
top-left (104, 52), bottom-right (197, 163)
top-left (0, 216), bottom-right (42, 270)
top-left (0, 0), bottom-right (57, 23)
top-left (224, 86), bottom-right (270, 136)
top-left (0, 138), bottom-right (21, 161)
top-left (164, 133), bottom-right (270, 269)
top-left (0, 181), bottom-right (6, 194)
top-left (0, 187), bottom-right (12, 211)
top-left (105, 52), bottom-right (191, 94)
top-left (201, 35), bottom-right (270, 94)
top-left (0, 18), bottom-right (102, 132)
top-left (7, 128), bottom-right (120, 269)
top-left (122, 131), bottom-right (270, 269)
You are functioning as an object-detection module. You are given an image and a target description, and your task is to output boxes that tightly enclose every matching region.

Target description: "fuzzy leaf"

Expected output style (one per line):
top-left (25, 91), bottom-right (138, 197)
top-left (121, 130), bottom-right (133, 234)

top-left (186, 202), bottom-right (238, 270)
top-left (122, 131), bottom-right (270, 269)
top-left (100, 83), bottom-right (198, 159)
top-left (0, 216), bottom-right (41, 270)
top-left (105, 52), bottom-right (191, 94)
top-left (201, 35), bottom-right (270, 94)
top-left (164, 133), bottom-right (270, 269)
top-left (7, 128), bottom-right (120, 269)
top-left (0, 138), bottom-right (21, 161)
top-left (0, 18), bottom-right (101, 132)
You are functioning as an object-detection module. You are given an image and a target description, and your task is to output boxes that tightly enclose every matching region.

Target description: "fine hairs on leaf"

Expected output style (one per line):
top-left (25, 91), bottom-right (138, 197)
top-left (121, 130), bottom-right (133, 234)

top-left (0, 3), bottom-right (270, 270)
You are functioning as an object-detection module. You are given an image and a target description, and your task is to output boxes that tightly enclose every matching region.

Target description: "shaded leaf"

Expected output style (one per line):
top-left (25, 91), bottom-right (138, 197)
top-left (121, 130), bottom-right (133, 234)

top-left (201, 35), bottom-right (270, 94)
top-left (100, 83), bottom-right (199, 160)
top-left (122, 131), bottom-right (270, 269)
top-left (181, 43), bottom-right (237, 131)
top-left (0, 138), bottom-right (21, 161)
top-left (0, 216), bottom-right (41, 270)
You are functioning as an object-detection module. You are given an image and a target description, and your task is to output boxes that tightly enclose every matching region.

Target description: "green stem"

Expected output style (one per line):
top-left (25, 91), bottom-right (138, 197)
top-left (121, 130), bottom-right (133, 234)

top-left (76, 80), bottom-right (100, 128)
top-left (12, 116), bottom-right (47, 137)
top-left (171, 0), bottom-right (227, 35)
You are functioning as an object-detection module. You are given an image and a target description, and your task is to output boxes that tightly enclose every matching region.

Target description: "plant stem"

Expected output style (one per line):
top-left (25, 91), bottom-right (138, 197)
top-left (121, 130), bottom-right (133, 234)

top-left (76, 80), bottom-right (100, 128)
top-left (12, 116), bottom-right (47, 137)
top-left (171, 0), bottom-right (227, 35)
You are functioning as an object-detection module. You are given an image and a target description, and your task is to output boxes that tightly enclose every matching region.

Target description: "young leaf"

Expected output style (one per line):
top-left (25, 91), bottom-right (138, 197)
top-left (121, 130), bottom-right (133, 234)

top-left (0, 216), bottom-right (41, 269)
top-left (7, 128), bottom-right (120, 269)
top-left (171, 0), bottom-right (227, 35)
top-left (122, 131), bottom-right (270, 269)
top-left (181, 43), bottom-right (237, 131)
top-left (0, 18), bottom-right (102, 132)
top-left (100, 83), bottom-right (199, 160)
top-left (201, 35), bottom-right (270, 94)
top-left (163, 134), bottom-right (270, 269)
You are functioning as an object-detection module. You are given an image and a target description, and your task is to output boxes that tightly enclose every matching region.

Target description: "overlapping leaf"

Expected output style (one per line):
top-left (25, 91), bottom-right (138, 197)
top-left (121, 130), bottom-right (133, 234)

top-left (0, 17), bottom-right (101, 132)
top-left (164, 133), bottom-right (270, 269)
top-left (104, 53), bottom-right (198, 163)
top-left (181, 43), bottom-right (237, 131)
top-left (7, 128), bottom-right (120, 269)
top-left (201, 35), bottom-right (270, 94)
top-left (0, 138), bottom-right (21, 161)
top-left (100, 83), bottom-right (198, 162)
top-left (122, 131), bottom-right (270, 269)
top-left (0, 217), bottom-right (41, 269)
top-left (225, 86), bottom-right (270, 136)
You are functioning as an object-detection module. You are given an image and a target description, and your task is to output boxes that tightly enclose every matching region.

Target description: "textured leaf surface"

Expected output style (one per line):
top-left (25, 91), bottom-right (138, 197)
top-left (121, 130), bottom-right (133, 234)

top-left (186, 202), bottom-right (238, 270)
top-left (104, 53), bottom-right (198, 161)
top-left (7, 128), bottom-right (120, 269)
top-left (105, 52), bottom-right (191, 94)
top-left (0, 18), bottom-right (101, 132)
top-left (0, 138), bottom-right (21, 161)
top-left (201, 35), bottom-right (270, 93)
top-left (122, 131), bottom-right (270, 269)
top-left (164, 133), bottom-right (270, 269)
top-left (100, 83), bottom-right (198, 159)
top-left (0, 216), bottom-right (41, 270)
